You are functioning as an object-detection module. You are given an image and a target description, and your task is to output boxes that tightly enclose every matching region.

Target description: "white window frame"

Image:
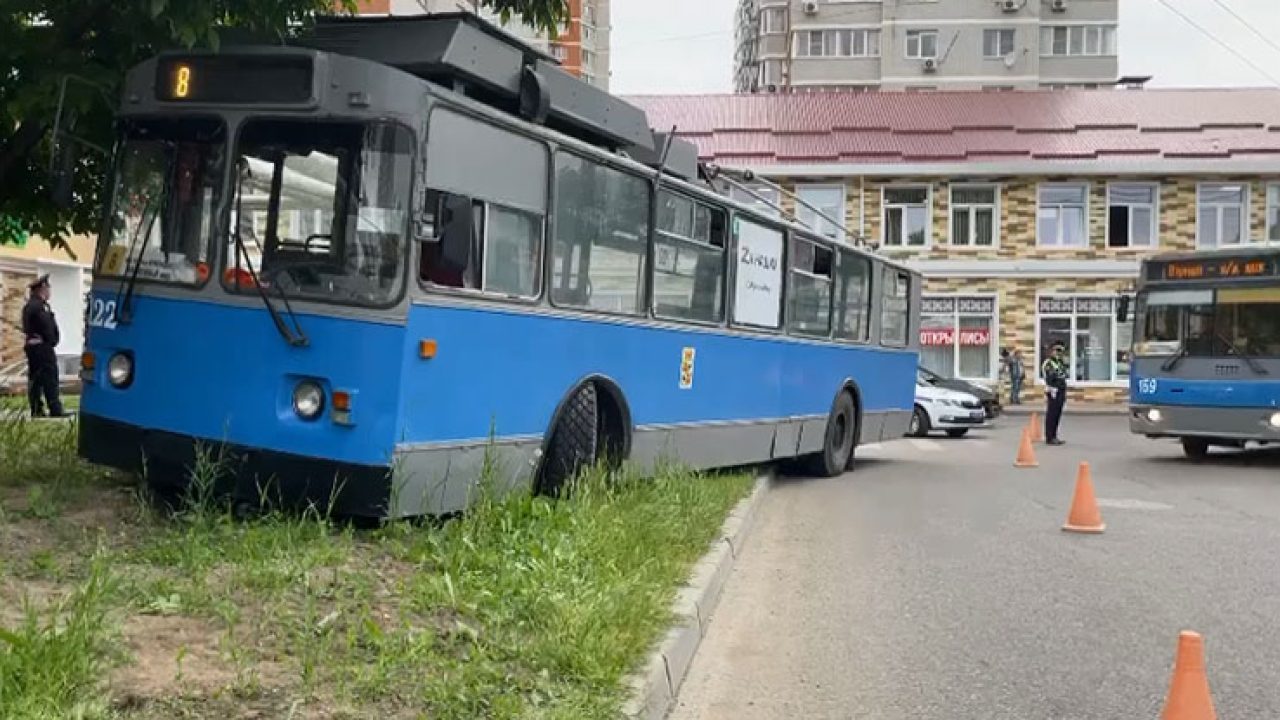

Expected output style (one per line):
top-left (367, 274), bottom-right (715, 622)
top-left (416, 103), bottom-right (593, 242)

top-left (948, 183), bottom-right (1000, 248)
top-left (794, 28), bottom-right (880, 58)
top-left (761, 7), bottom-right (786, 35)
top-left (921, 294), bottom-right (1000, 382)
top-left (759, 59), bottom-right (784, 87)
top-left (796, 183), bottom-right (847, 241)
top-left (1268, 183), bottom-right (1280, 244)
top-left (1196, 183), bottom-right (1251, 248)
top-left (881, 185), bottom-right (932, 249)
top-left (905, 29), bottom-right (939, 59)
top-left (1105, 182), bottom-right (1160, 249)
top-left (982, 28), bottom-right (1015, 59)
top-left (1034, 293), bottom-right (1133, 388)
top-left (1036, 182), bottom-right (1090, 248)
top-left (1040, 25), bottom-right (1117, 57)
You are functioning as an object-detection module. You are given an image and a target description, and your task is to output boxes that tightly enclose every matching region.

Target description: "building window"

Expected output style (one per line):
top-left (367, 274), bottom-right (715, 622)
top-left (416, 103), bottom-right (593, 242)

top-left (582, 25), bottom-right (594, 45)
top-left (759, 60), bottom-right (784, 87)
top-left (1107, 183), bottom-right (1158, 248)
top-left (949, 184), bottom-right (998, 247)
top-left (982, 85), bottom-right (1016, 92)
top-left (582, 49), bottom-right (594, 67)
top-left (983, 28), bottom-right (1015, 58)
top-left (551, 44), bottom-right (568, 61)
top-left (1036, 295), bottom-right (1133, 385)
top-left (761, 7), bottom-right (786, 34)
top-left (1197, 183), bottom-right (1249, 247)
top-left (1037, 183), bottom-right (1089, 248)
top-left (1041, 25), bottom-right (1117, 57)
top-left (1269, 184), bottom-right (1280, 243)
top-left (882, 187), bottom-right (929, 247)
top-left (906, 29), bottom-right (939, 59)
top-left (796, 184), bottom-right (846, 240)
top-left (795, 29), bottom-right (880, 58)
top-left (921, 296), bottom-right (996, 380)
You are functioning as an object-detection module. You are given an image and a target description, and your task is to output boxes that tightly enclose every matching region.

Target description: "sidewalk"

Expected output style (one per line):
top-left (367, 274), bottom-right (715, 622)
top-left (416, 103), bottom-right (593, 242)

top-left (1001, 403), bottom-right (1127, 417)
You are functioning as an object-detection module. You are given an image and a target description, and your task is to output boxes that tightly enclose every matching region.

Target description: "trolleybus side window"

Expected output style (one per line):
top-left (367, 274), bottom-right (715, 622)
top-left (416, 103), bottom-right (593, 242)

top-left (226, 120), bottom-right (412, 307)
top-left (834, 249), bottom-right (872, 342)
top-left (98, 117), bottom-right (225, 285)
top-left (550, 152), bottom-right (650, 315)
top-left (879, 266), bottom-right (911, 347)
top-left (787, 236), bottom-right (834, 337)
top-left (731, 217), bottom-right (785, 329)
top-left (653, 190), bottom-right (726, 323)
top-left (419, 108), bottom-right (548, 299)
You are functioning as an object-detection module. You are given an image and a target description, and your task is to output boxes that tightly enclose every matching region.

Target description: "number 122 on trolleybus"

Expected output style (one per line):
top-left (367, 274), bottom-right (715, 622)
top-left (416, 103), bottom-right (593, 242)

top-left (1128, 247), bottom-right (1280, 458)
top-left (75, 15), bottom-right (921, 519)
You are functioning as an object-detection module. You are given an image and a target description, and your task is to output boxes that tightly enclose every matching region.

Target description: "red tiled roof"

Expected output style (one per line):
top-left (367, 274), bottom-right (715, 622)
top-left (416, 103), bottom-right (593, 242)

top-left (627, 89), bottom-right (1280, 169)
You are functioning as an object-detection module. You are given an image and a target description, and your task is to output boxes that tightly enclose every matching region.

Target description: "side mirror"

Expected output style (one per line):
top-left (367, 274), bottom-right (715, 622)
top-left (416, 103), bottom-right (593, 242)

top-left (1116, 295), bottom-right (1131, 323)
top-left (437, 194), bottom-right (474, 274)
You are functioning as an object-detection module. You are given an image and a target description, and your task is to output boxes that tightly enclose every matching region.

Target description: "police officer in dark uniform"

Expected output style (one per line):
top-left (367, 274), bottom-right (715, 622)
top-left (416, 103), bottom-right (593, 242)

top-left (1041, 342), bottom-right (1068, 446)
top-left (22, 275), bottom-right (65, 417)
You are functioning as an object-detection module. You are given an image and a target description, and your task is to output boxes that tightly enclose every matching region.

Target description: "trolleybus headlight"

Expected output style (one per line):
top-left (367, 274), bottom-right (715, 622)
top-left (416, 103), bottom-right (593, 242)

top-left (1146, 408), bottom-right (1163, 423)
top-left (1269, 412), bottom-right (1280, 429)
top-left (292, 381), bottom-right (324, 420)
top-left (106, 353), bottom-right (133, 388)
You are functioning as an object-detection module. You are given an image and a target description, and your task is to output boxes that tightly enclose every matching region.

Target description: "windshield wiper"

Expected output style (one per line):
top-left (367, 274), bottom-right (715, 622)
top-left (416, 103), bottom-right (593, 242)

top-left (113, 144), bottom-right (174, 325)
top-left (1221, 337), bottom-right (1269, 375)
top-left (232, 158), bottom-right (308, 347)
top-left (1161, 343), bottom-right (1190, 372)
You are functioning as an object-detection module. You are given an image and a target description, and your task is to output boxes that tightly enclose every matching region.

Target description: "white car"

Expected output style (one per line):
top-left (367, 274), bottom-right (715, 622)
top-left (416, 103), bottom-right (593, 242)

top-left (910, 377), bottom-right (990, 438)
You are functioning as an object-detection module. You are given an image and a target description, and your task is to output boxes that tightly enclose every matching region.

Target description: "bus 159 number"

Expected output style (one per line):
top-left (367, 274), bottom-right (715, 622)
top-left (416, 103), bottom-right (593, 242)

top-left (1137, 378), bottom-right (1158, 394)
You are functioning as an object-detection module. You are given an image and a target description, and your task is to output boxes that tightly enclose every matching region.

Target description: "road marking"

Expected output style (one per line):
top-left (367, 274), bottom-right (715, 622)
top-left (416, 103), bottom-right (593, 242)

top-left (1096, 498), bottom-right (1174, 511)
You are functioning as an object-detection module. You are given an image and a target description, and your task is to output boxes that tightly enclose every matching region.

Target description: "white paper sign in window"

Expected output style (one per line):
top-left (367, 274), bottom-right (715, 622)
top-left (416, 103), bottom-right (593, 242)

top-left (733, 219), bottom-right (784, 328)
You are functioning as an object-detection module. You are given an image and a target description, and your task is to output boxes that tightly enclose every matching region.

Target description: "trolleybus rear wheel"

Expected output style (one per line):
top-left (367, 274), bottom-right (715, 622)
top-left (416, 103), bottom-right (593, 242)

top-left (805, 391), bottom-right (857, 478)
top-left (1181, 437), bottom-right (1209, 460)
top-left (537, 383), bottom-right (600, 496)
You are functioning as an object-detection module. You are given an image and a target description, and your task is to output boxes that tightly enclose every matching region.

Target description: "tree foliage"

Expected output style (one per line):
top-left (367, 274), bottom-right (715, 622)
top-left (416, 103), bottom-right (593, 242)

top-left (0, 0), bottom-right (569, 250)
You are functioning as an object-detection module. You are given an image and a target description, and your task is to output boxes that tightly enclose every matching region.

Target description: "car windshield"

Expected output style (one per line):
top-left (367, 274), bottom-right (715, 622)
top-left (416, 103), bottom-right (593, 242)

top-left (1136, 287), bottom-right (1280, 358)
top-left (97, 117), bottom-right (225, 285)
top-left (226, 120), bottom-right (413, 307)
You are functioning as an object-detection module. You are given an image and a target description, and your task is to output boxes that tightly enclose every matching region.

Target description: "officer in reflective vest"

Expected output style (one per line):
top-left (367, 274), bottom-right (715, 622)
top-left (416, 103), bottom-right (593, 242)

top-left (1041, 343), bottom-right (1068, 446)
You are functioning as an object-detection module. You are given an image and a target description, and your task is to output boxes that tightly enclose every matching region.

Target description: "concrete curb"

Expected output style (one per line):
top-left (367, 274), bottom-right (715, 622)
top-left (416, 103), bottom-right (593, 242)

top-left (621, 472), bottom-right (772, 720)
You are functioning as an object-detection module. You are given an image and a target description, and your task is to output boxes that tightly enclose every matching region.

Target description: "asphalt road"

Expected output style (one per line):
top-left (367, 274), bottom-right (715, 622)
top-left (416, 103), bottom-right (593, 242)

top-left (670, 417), bottom-right (1280, 719)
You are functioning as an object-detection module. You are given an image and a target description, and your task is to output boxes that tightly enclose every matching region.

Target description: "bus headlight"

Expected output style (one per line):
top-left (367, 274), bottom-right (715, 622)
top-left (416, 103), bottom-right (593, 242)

top-left (1146, 408), bottom-right (1163, 423)
top-left (107, 353), bottom-right (133, 388)
top-left (1269, 412), bottom-right (1280, 429)
top-left (292, 381), bottom-right (324, 421)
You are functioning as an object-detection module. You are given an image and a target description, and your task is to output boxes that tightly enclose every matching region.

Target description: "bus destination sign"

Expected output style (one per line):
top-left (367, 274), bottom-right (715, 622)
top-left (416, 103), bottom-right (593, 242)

top-left (1153, 256), bottom-right (1277, 282)
top-left (155, 56), bottom-right (314, 104)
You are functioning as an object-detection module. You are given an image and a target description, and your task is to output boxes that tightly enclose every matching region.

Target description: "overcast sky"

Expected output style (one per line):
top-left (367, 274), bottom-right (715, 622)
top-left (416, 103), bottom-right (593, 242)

top-left (610, 0), bottom-right (1280, 95)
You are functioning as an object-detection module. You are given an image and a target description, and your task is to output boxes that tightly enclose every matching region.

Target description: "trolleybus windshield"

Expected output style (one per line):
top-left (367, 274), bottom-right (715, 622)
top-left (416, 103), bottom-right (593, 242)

top-left (225, 120), bottom-right (413, 308)
top-left (1136, 287), bottom-right (1280, 361)
top-left (97, 117), bottom-right (225, 286)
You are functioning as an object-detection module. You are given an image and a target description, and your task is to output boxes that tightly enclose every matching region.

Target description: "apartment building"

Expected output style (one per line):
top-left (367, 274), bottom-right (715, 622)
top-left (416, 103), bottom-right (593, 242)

top-left (633, 89), bottom-right (1280, 405)
top-left (353, 0), bottom-right (611, 88)
top-left (734, 0), bottom-right (1119, 93)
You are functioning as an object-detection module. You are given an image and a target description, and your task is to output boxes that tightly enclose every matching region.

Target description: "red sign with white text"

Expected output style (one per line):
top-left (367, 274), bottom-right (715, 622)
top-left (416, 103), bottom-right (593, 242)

top-left (920, 328), bottom-right (990, 346)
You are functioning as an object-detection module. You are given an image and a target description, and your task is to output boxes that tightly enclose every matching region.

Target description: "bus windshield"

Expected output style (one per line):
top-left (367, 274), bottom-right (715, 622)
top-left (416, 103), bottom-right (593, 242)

top-left (97, 117), bottom-right (225, 285)
top-left (226, 120), bottom-right (412, 307)
top-left (1137, 287), bottom-right (1280, 358)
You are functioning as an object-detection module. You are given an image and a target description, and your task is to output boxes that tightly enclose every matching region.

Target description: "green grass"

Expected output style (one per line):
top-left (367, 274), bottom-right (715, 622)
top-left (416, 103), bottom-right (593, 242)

top-left (0, 418), bottom-right (756, 719)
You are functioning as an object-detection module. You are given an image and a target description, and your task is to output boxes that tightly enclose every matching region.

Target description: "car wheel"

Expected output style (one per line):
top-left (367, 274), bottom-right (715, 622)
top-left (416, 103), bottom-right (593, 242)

top-left (909, 405), bottom-right (930, 438)
top-left (946, 429), bottom-right (969, 438)
top-left (1181, 437), bottom-right (1209, 460)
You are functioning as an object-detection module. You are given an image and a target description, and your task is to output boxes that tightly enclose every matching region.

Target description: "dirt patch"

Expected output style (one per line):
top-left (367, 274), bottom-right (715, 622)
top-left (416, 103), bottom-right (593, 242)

top-left (0, 577), bottom-right (67, 627)
top-left (110, 613), bottom-right (289, 708)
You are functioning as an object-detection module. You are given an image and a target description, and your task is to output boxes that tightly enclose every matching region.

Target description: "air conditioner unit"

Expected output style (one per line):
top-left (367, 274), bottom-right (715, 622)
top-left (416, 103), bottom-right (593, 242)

top-left (1001, 0), bottom-right (1019, 13)
top-left (802, 1), bottom-right (819, 15)
top-left (923, 57), bottom-right (938, 72)
top-left (1050, 0), bottom-right (1067, 12)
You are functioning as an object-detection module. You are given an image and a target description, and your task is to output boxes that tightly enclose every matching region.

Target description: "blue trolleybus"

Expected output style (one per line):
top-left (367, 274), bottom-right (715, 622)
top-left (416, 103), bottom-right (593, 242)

top-left (77, 14), bottom-right (921, 518)
top-left (1129, 247), bottom-right (1280, 458)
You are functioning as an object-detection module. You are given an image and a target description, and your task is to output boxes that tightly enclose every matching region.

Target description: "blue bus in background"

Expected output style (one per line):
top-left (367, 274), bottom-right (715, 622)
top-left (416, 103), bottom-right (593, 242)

top-left (1129, 247), bottom-right (1280, 458)
top-left (75, 15), bottom-right (921, 518)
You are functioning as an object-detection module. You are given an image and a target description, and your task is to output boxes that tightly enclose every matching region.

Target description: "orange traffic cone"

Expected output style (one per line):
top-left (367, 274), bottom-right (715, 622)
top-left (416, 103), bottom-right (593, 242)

top-left (1029, 411), bottom-right (1044, 443)
top-left (1160, 631), bottom-right (1217, 720)
top-left (1014, 427), bottom-right (1038, 468)
top-left (1062, 461), bottom-right (1105, 533)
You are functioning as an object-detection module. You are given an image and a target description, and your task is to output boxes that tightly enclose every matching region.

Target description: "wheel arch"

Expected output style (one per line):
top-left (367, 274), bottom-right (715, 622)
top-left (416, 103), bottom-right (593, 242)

top-left (535, 374), bottom-right (634, 478)
top-left (835, 377), bottom-right (865, 443)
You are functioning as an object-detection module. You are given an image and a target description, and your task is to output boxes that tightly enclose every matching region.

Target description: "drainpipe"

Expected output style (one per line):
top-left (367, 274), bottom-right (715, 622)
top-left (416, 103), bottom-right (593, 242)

top-left (858, 175), bottom-right (866, 241)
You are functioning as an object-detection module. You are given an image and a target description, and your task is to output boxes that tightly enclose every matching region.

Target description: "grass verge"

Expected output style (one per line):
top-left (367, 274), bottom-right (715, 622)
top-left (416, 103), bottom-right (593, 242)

top-left (0, 418), bottom-right (755, 719)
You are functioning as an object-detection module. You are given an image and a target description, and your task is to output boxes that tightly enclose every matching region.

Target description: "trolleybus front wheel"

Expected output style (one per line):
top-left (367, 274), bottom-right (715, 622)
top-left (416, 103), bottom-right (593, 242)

top-left (1181, 437), bottom-right (1210, 460)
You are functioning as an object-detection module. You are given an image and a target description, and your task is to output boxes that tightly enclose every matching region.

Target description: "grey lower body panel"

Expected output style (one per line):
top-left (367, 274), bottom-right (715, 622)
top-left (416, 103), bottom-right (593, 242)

top-left (388, 409), bottom-right (913, 516)
top-left (1130, 404), bottom-right (1280, 442)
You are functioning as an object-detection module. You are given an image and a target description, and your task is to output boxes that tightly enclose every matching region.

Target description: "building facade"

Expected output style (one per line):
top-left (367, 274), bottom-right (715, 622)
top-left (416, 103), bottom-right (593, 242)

top-left (0, 233), bottom-right (94, 385)
top-left (734, 0), bottom-right (1119, 93)
top-left (634, 89), bottom-right (1280, 405)
top-left (354, 0), bottom-right (610, 89)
